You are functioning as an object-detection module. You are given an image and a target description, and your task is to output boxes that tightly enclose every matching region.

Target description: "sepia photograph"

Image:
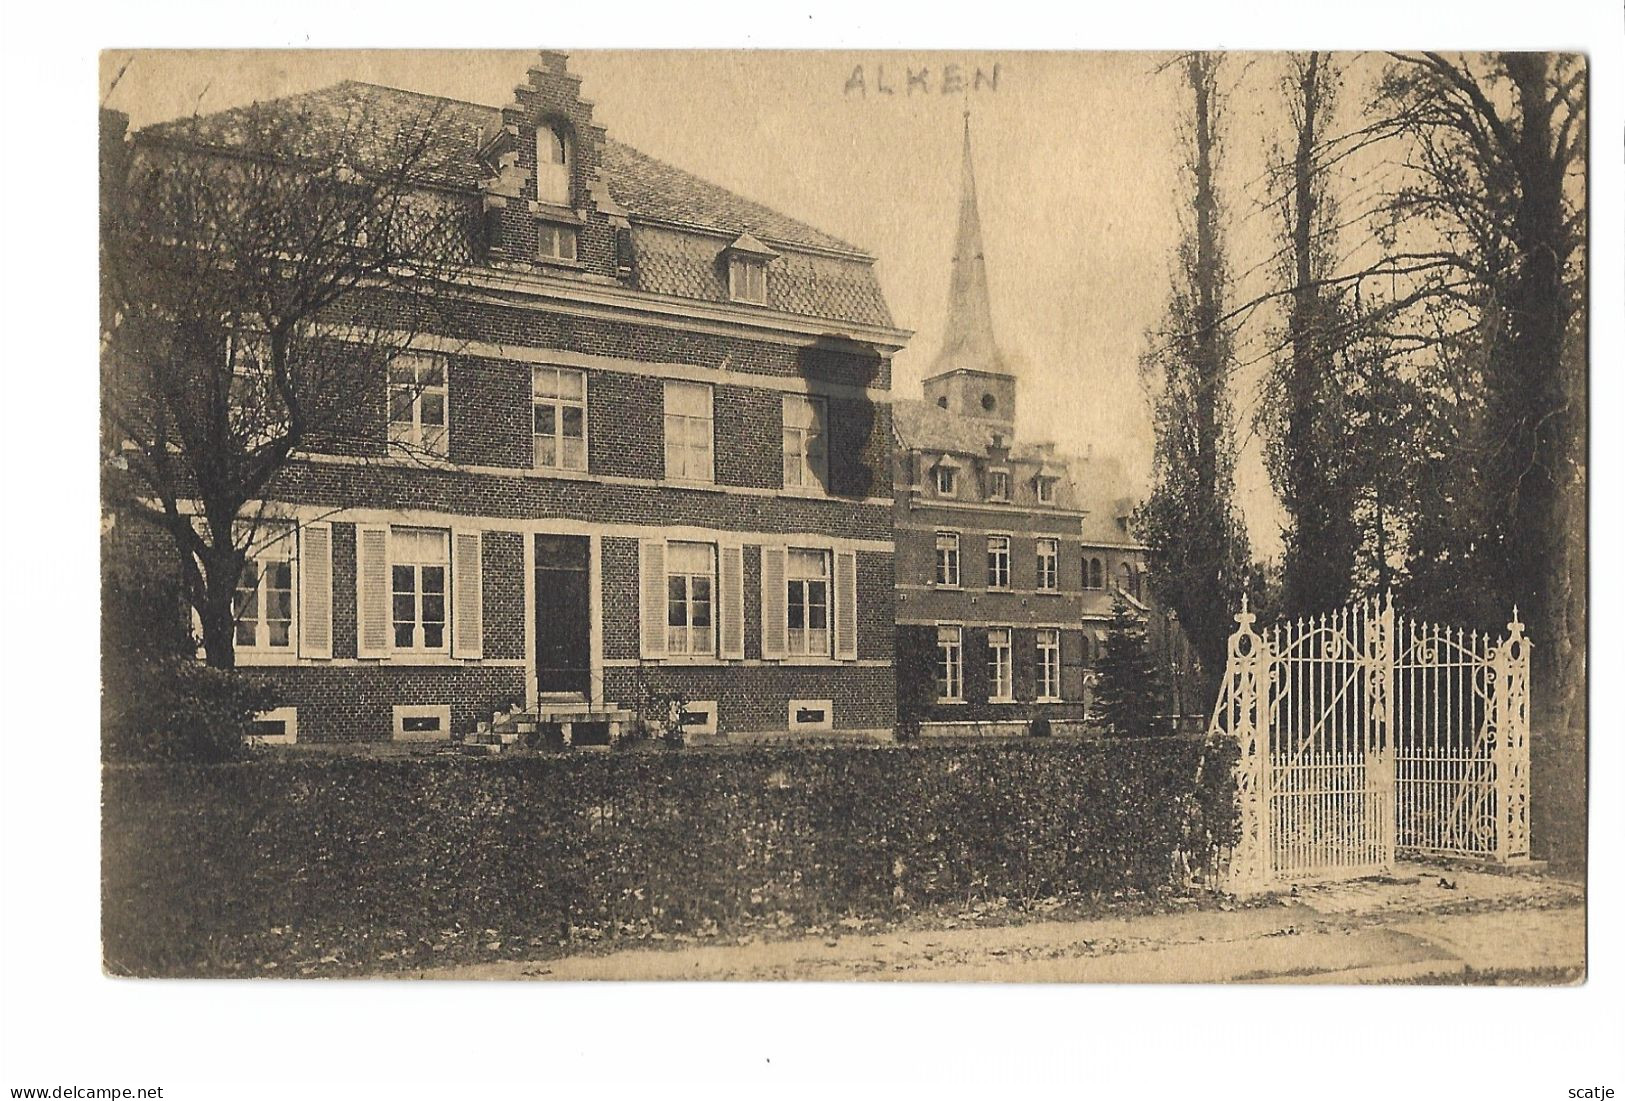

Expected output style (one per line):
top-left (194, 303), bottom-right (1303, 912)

top-left (91, 46), bottom-right (1589, 987)
top-left (1, 6), bottom-right (1619, 1096)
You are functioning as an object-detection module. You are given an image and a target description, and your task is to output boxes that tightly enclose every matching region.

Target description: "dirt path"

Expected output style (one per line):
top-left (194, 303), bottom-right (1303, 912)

top-left (410, 863), bottom-right (1583, 984)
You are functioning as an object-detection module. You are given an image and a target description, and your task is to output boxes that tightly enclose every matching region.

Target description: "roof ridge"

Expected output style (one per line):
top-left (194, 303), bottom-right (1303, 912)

top-left (331, 79), bottom-right (499, 114)
top-left (136, 77), bottom-right (877, 261)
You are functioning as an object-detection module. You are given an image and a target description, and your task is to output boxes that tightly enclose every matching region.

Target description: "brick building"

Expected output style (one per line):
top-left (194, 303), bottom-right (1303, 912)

top-left (893, 118), bottom-right (1196, 735)
top-left (117, 53), bottom-right (908, 745)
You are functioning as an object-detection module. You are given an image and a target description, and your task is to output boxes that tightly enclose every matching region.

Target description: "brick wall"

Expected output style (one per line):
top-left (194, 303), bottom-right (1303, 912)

top-left (482, 530), bottom-right (525, 660)
top-left (298, 345), bottom-right (893, 505)
top-left (248, 665), bottom-right (527, 744)
top-left (897, 624), bottom-right (1088, 725)
top-left (604, 664), bottom-right (895, 735)
top-left (350, 287), bottom-right (893, 392)
top-left (743, 543), bottom-right (762, 660)
top-left (856, 551), bottom-right (896, 662)
top-left (449, 355), bottom-right (531, 469)
top-left (583, 371), bottom-right (663, 480)
top-left (713, 386), bottom-right (781, 491)
top-left (601, 535), bottom-right (640, 661)
top-left (269, 460), bottom-right (893, 541)
top-left (332, 523), bottom-right (358, 660)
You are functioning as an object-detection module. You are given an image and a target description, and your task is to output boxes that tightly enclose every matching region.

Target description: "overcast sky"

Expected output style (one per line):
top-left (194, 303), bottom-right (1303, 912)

top-left (100, 49), bottom-right (1382, 557)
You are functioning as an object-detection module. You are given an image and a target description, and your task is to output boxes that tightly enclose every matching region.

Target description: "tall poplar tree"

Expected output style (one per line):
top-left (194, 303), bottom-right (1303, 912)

top-left (1138, 52), bottom-right (1252, 682)
top-left (1258, 52), bottom-right (1362, 617)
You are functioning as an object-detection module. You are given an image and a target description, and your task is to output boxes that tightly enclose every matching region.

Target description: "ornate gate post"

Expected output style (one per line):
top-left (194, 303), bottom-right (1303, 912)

top-left (1213, 596), bottom-right (1271, 892)
top-left (1366, 594), bottom-right (1397, 871)
top-left (1492, 609), bottom-right (1533, 863)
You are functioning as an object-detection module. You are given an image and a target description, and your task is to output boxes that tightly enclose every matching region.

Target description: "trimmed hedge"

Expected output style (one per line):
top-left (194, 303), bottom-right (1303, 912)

top-left (102, 740), bottom-right (1238, 976)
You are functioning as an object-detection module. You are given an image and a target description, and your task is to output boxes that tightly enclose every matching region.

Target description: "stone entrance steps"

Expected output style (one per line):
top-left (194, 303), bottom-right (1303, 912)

top-left (460, 698), bottom-right (634, 755)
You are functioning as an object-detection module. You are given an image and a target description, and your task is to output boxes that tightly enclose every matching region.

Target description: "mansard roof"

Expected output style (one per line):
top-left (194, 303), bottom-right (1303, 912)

top-left (136, 78), bottom-right (894, 329)
top-left (892, 397), bottom-right (1063, 466)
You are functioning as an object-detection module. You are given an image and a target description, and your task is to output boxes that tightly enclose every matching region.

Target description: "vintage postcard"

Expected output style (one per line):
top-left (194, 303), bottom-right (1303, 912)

top-left (96, 48), bottom-right (1586, 987)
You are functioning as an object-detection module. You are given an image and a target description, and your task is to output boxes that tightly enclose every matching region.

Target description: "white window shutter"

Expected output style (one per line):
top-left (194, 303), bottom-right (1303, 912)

top-left (760, 545), bottom-right (787, 659)
top-left (356, 524), bottom-right (390, 659)
top-left (296, 522), bottom-right (333, 659)
top-left (719, 543), bottom-right (745, 659)
top-left (834, 549), bottom-right (859, 661)
top-left (639, 539), bottom-right (668, 659)
top-left (452, 529), bottom-right (484, 659)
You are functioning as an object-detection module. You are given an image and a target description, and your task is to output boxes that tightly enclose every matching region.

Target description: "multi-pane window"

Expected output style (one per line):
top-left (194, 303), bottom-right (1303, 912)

top-left (934, 532), bottom-right (961, 587)
top-left (782, 394), bottom-right (828, 490)
top-left (1036, 476), bottom-right (1056, 504)
top-left (388, 354), bottom-right (448, 458)
top-left (537, 222), bottom-right (578, 261)
top-left (1037, 629), bottom-right (1062, 701)
top-left (987, 628), bottom-right (1014, 702)
top-left (665, 541), bottom-right (716, 656)
top-left (986, 536), bottom-right (1011, 590)
top-left (988, 470), bottom-right (1010, 501)
top-left (226, 329), bottom-right (282, 444)
top-left (936, 626), bottom-right (963, 701)
top-left (786, 548), bottom-right (831, 657)
top-left (934, 465), bottom-right (957, 496)
top-left (1036, 539), bottom-right (1059, 590)
top-left (1118, 561), bottom-right (1140, 599)
top-left (1085, 557), bottom-right (1104, 590)
top-left (729, 256), bottom-right (768, 304)
top-left (533, 366), bottom-right (586, 471)
top-left (663, 380), bottom-right (714, 483)
top-left (536, 126), bottom-right (570, 205)
top-left (233, 537), bottom-right (293, 650)
top-left (391, 527), bottom-right (449, 651)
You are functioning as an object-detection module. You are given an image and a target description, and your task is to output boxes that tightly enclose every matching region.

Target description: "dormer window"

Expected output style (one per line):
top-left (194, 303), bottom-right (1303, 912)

top-left (536, 125), bottom-right (571, 205)
top-left (538, 221), bottom-right (578, 262)
top-left (934, 465), bottom-right (957, 496)
top-left (729, 256), bottom-right (768, 305)
top-left (988, 469), bottom-right (1010, 501)
top-left (725, 232), bottom-right (777, 305)
top-left (1036, 475), bottom-right (1057, 505)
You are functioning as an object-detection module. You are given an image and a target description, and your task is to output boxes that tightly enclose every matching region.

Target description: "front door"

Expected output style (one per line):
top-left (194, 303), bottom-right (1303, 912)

top-left (534, 534), bottom-right (591, 697)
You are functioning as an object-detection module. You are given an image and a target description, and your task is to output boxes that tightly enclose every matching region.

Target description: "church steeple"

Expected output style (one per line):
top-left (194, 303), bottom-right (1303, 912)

top-left (923, 113), bottom-right (1017, 429)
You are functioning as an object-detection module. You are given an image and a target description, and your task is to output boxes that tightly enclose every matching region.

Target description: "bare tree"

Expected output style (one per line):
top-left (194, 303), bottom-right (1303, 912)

top-left (1373, 53), bottom-right (1586, 740)
top-left (1138, 52), bottom-right (1253, 681)
top-left (101, 94), bottom-right (476, 667)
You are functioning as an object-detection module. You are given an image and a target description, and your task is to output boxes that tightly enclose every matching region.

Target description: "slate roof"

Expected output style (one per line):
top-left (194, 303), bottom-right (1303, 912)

top-left (598, 138), bottom-right (863, 256)
top-left (631, 224), bottom-right (893, 328)
top-left (136, 80), bottom-right (894, 329)
top-left (137, 81), bottom-right (869, 257)
top-left (891, 398), bottom-right (1058, 464)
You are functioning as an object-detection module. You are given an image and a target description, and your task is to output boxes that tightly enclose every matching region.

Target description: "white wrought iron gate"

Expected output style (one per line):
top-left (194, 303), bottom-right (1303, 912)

top-left (1209, 594), bottom-right (1530, 891)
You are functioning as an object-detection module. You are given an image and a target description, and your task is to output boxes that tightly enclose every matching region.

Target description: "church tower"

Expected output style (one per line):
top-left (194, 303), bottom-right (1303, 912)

top-left (921, 114), bottom-right (1017, 434)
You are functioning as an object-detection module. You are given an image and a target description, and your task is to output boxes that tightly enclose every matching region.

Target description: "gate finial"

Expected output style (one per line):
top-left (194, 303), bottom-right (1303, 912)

top-left (1508, 604), bottom-right (1525, 639)
top-left (1235, 592), bottom-right (1255, 628)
